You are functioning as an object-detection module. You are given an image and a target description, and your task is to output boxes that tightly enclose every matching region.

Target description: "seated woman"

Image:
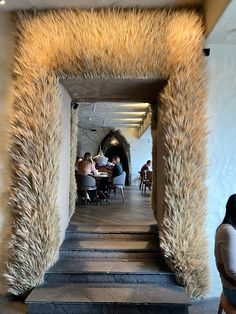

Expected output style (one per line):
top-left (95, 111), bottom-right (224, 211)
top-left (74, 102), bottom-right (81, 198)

top-left (215, 194), bottom-right (236, 307)
top-left (77, 152), bottom-right (98, 203)
top-left (77, 152), bottom-right (98, 176)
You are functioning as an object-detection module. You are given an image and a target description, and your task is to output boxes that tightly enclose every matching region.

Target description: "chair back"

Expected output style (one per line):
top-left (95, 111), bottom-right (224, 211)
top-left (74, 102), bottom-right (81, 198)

top-left (219, 292), bottom-right (236, 314)
top-left (112, 172), bottom-right (126, 186)
top-left (145, 170), bottom-right (152, 182)
top-left (77, 174), bottom-right (96, 188)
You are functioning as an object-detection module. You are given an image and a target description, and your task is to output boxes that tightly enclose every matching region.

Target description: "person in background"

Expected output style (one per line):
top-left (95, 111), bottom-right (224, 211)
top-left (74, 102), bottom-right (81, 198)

top-left (111, 156), bottom-right (123, 178)
top-left (77, 152), bottom-right (98, 176)
top-left (75, 156), bottom-right (83, 173)
top-left (140, 160), bottom-right (151, 177)
top-left (76, 152), bottom-right (98, 203)
top-left (215, 194), bottom-right (236, 307)
top-left (96, 156), bottom-right (123, 201)
top-left (139, 160), bottom-right (152, 190)
top-left (93, 151), bottom-right (108, 167)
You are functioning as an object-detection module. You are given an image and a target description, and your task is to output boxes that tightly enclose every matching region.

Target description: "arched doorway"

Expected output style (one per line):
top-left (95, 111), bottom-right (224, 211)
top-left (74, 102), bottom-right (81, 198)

top-left (100, 130), bottom-right (131, 186)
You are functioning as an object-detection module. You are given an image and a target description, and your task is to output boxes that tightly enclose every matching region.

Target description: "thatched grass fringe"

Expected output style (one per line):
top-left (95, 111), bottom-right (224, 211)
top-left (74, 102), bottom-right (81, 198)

top-left (6, 8), bottom-right (208, 297)
top-left (69, 108), bottom-right (78, 218)
top-left (5, 74), bottom-right (61, 295)
top-left (159, 63), bottom-right (209, 298)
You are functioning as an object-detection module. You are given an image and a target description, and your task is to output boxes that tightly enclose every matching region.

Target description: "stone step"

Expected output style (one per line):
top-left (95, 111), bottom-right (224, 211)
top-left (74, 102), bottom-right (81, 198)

top-left (59, 240), bottom-right (160, 259)
top-left (65, 224), bottom-right (158, 241)
top-left (45, 258), bottom-right (173, 284)
top-left (65, 231), bottom-right (158, 241)
top-left (26, 282), bottom-right (190, 314)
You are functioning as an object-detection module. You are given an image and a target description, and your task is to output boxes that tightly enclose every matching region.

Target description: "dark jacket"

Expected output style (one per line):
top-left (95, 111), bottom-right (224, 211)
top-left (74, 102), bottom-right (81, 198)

top-left (112, 163), bottom-right (123, 177)
top-left (140, 164), bottom-right (149, 177)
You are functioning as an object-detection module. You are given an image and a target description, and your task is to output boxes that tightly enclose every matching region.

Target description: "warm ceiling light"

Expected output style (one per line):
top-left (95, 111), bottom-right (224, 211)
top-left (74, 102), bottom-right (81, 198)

top-left (118, 103), bottom-right (150, 108)
top-left (111, 138), bottom-right (118, 145)
top-left (116, 112), bottom-right (146, 115)
top-left (111, 118), bottom-right (143, 122)
top-left (0, 0), bottom-right (6, 4)
top-left (110, 124), bottom-right (140, 127)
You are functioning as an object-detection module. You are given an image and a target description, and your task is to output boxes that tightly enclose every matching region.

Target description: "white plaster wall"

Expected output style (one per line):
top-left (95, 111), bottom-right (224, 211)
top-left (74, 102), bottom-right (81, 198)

top-left (206, 44), bottom-right (236, 297)
top-left (0, 13), bottom-right (15, 293)
top-left (121, 127), bottom-right (152, 185)
top-left (57, 84), bottom-right (71, 244)
top-left (77, 127), bottom-right (111, 157)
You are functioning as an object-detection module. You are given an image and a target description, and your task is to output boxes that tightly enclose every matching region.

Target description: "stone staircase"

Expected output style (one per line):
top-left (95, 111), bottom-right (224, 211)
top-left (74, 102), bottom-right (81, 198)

top-left (26, 224), bottom-right (190, 314)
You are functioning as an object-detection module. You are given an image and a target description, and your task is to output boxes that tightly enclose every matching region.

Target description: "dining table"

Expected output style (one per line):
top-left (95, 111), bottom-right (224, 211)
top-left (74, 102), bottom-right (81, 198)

top-left (90, 172), bottom-right (110, 204)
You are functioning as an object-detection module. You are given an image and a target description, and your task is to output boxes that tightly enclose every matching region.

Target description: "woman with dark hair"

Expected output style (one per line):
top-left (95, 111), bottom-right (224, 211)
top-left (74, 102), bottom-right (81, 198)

top-left (215, 194), bottom-right (236, 307)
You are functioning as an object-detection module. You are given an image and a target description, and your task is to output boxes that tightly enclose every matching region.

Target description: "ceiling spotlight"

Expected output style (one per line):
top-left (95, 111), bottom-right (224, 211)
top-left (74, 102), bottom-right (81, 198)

top-left (0, 0), bottom-right (6, 5)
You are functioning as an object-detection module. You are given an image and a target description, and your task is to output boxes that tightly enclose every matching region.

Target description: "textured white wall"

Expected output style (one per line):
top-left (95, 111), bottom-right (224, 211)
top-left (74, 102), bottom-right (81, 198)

top-left (121, 128), bottom-right (152, 185)
top-left (206, 44), bottom-right (236, 297)
top-left (57, 84), bottom-right (71, 244)
top-left (77, 127), bottom-right (111, 157)
top-left (0, 13), bottom-right (15, 293)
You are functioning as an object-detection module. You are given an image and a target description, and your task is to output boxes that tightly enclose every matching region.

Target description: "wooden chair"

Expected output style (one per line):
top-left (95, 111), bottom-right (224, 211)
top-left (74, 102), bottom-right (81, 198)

top-left (108, 172), bottom-right (126, 202)
top-left (138, 171), bottom-right (144, 190)
top-left (218, 292), bottom-right (236, 314)
top-left (142, 170), bottom-right (152, 194)
top-left (76, 174), bottom-right (97, 207)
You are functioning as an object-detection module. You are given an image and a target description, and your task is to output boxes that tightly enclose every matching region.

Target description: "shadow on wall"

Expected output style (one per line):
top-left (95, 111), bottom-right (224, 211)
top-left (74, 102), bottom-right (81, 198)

top-left (100, 130), bottom-right (131, 186)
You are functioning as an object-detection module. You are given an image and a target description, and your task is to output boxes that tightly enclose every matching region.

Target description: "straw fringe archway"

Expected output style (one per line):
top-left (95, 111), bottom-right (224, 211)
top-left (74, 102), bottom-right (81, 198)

top-left (5, 9), bottom-right (208, 298)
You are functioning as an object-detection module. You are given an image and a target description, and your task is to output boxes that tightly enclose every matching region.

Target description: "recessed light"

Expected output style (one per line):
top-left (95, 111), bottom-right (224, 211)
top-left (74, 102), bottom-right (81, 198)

top-left (0, 0), bottom-right (6, 5)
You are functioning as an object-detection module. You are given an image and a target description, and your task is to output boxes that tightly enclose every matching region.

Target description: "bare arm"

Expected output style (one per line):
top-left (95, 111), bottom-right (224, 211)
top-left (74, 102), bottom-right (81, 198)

top-left (91, 162), bottom-right (98, 175)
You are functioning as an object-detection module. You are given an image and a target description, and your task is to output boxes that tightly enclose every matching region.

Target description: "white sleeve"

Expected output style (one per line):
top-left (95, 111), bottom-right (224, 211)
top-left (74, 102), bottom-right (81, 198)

top-left (220, 227), bottom-right (236, 281)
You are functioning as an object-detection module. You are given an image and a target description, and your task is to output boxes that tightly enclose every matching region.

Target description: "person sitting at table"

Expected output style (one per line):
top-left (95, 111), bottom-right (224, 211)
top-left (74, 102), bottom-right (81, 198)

top-left (77, 152), bottom-right (98, 203)
top-left (139, 160), bottom-right (151, 189)
top-left (75, 156), bottom-right (83, 174)
top-left (96, 156), bottom-right (123, 201)
top-left (93, 150), bottom-right (108, 167)
top-left (77, 152), bottom-right (98, 176)
top-left (111, 156), bottom-right (123, 178)
top-left (140, 160), bottom-right (151, 177)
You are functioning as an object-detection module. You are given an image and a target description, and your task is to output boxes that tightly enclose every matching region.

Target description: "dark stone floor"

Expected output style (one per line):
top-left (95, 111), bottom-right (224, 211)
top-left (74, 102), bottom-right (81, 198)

top-left (189, 298), bottom-right (220, 313)
top-left (0, 295), bottom-right (27, 314)
top-left (0, 294), bottom-right (220, 314)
